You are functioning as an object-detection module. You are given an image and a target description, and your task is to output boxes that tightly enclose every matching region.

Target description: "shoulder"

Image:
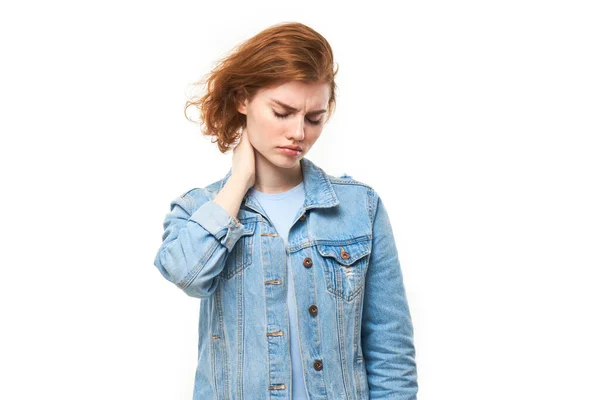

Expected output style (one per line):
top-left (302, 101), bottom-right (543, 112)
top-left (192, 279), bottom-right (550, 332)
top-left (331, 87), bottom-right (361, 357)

top-left (326, 172), bottom-right (382, 224)
top-left (170, 178), bottom-right (223, 214)
top-left (327, 172), bottom-right (376, 203)
top-left (327, 172), bottom-right (374, 191)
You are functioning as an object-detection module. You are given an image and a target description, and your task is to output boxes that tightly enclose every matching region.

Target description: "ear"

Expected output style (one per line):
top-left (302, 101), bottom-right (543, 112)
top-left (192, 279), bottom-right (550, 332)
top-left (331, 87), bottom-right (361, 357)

top-left (235, 90), bottom-right (248, 115)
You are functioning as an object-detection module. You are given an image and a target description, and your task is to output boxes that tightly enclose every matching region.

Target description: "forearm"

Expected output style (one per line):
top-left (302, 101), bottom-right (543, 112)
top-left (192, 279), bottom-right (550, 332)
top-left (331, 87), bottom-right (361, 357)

top-left (213, 174), bottom-right (251, 223)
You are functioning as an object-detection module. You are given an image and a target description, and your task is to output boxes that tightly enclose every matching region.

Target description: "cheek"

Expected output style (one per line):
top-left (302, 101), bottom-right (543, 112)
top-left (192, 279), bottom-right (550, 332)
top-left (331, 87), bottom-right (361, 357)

top-left (306, 129), bottom-right (323, 143)
top-left (259, 107), bottom-right (277, 124)
top-left (248, 116), bottom-right (282, 146)
top-left (255, 110), bottom-right (282, 132)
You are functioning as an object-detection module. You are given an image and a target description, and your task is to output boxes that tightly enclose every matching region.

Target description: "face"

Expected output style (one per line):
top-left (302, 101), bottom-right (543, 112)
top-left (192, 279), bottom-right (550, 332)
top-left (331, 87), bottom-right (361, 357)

top-left (236, 80), bottom-right (330, 168)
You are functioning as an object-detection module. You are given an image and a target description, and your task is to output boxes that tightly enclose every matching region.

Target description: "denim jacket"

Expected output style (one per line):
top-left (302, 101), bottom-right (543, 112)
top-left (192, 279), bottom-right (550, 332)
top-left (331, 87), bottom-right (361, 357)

top-left (153, 157), bottom-right (418, 399)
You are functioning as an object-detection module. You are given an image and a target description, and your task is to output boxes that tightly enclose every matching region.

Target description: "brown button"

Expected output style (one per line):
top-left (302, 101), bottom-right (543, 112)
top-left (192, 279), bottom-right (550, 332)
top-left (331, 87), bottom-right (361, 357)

top-left (299, 214), bottom-right (306, 221)
top-left (313, 360), bottom-right (323, 371)
top-left (340, 250), bottom-right (350, 260)
top-left (303, 257), bottom-right (313, 268)
top-left (308, 305), bottom-right (318, 316)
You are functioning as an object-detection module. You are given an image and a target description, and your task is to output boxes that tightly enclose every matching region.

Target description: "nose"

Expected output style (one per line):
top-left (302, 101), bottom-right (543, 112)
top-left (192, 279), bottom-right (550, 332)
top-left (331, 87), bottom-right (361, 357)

top-left (290, 117), bottom-right (305, 141)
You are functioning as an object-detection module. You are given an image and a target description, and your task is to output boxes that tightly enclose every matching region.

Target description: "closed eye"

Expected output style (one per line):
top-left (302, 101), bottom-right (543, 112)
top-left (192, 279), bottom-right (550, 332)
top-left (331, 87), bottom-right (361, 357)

top-left (273, 110), bottom-right (322, 126)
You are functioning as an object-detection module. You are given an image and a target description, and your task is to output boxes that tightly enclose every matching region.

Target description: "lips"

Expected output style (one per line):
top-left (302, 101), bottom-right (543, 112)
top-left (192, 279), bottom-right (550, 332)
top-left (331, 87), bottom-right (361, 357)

top-left (279, 146), bottom-right (302, 151)
top-left (277, 147), bottom-right (302, 157)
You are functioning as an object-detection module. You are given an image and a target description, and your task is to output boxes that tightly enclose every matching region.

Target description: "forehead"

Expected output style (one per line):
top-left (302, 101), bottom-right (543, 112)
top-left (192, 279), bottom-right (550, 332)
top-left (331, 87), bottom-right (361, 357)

top-left (258, 81), bottom-right (330, 106)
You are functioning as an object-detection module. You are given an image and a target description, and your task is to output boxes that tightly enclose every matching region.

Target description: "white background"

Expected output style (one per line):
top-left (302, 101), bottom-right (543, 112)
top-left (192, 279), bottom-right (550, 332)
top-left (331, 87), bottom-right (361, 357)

top-left (1, 1), bottom-right (599, 399)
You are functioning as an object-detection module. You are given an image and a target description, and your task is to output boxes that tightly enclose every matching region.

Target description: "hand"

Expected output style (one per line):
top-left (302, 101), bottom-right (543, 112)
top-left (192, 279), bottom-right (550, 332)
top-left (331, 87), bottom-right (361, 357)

top-left (231, 127), bottom-right (256, 191)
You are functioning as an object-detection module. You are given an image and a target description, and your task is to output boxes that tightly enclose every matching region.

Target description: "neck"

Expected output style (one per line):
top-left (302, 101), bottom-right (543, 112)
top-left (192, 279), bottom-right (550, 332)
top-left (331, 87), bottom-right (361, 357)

top-left (252, 153), bottom-right (303, 194)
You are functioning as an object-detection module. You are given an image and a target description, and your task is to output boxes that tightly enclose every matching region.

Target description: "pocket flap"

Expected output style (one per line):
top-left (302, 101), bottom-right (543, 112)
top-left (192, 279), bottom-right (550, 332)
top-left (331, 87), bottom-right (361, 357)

top-left (239, 219), bottom-right (257, 236)
top-left (242, 224), bottom-right (255, 236)
top-left (316, 239), bottom-right (371, 266)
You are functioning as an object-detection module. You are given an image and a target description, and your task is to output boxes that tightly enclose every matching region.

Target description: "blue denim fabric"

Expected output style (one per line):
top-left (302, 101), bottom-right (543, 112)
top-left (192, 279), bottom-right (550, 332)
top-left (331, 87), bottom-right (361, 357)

top-left (154, 157), bottom-right (418, 399)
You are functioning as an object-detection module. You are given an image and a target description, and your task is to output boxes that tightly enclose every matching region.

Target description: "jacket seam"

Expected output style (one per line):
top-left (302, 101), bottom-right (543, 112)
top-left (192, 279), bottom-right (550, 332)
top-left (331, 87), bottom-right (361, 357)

top-left (218, 283), bottom-right (231, 400)
top-left (354, 288), bottom-right (365, 399)
top-left (328, 176), bottom-right (374, 190)
top-left (336, 295), bottom-right (351, 399)
top-left (237, 265), bottom-right (245, 400)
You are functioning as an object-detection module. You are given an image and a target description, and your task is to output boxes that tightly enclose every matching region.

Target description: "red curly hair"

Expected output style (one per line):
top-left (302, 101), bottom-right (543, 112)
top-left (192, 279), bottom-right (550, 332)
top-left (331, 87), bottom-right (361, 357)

top-left (184, 22), bottom-right (339, 153)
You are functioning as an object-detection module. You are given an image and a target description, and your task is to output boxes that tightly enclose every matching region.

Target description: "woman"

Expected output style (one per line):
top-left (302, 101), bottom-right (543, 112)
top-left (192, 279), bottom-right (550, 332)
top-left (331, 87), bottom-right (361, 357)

top-left (154, 22), bottom-right (418, 399)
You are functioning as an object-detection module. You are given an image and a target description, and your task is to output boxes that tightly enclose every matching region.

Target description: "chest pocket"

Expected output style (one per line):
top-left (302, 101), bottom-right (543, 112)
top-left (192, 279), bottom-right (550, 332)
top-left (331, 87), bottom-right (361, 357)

top-left (218, 222), bottom-right (255, 280)
top-left (316, 237), bottom-right (372, 302)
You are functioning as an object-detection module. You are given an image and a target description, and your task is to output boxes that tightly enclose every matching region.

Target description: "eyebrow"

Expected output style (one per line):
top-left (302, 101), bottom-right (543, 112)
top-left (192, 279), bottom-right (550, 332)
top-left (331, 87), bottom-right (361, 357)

top-left (269, 98), bottom-right (327, 116)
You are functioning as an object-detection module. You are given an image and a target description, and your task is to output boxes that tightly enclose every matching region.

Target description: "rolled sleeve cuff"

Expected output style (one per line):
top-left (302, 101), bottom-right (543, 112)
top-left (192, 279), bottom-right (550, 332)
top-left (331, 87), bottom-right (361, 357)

top-left (189, 200), bottom-right (245, 253)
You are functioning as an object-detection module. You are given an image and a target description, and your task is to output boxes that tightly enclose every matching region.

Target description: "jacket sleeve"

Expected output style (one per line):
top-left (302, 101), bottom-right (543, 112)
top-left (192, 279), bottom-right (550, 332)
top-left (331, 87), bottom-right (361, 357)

top-left (153, 191), bottom-right (246, 298)
top-left (361, 192), bottom-right (418, 399)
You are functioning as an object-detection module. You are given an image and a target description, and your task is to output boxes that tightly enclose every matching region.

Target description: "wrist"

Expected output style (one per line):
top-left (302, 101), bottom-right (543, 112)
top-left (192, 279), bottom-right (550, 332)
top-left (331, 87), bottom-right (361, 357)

top-left (230, 173), bottom-right (254, 192)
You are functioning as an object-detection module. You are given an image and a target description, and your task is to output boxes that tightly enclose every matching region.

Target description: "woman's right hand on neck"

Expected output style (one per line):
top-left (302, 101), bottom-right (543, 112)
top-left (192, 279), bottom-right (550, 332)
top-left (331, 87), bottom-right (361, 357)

top-left (212, 127), bottom-right (256, 221)
top-left (232, 127), bottom-right (256, 191)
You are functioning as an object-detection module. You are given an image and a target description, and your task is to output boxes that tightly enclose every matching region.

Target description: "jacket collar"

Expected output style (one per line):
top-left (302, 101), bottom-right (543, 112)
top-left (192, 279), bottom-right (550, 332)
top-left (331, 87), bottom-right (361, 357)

top-left (218, 157), bottom-right (340, 212)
